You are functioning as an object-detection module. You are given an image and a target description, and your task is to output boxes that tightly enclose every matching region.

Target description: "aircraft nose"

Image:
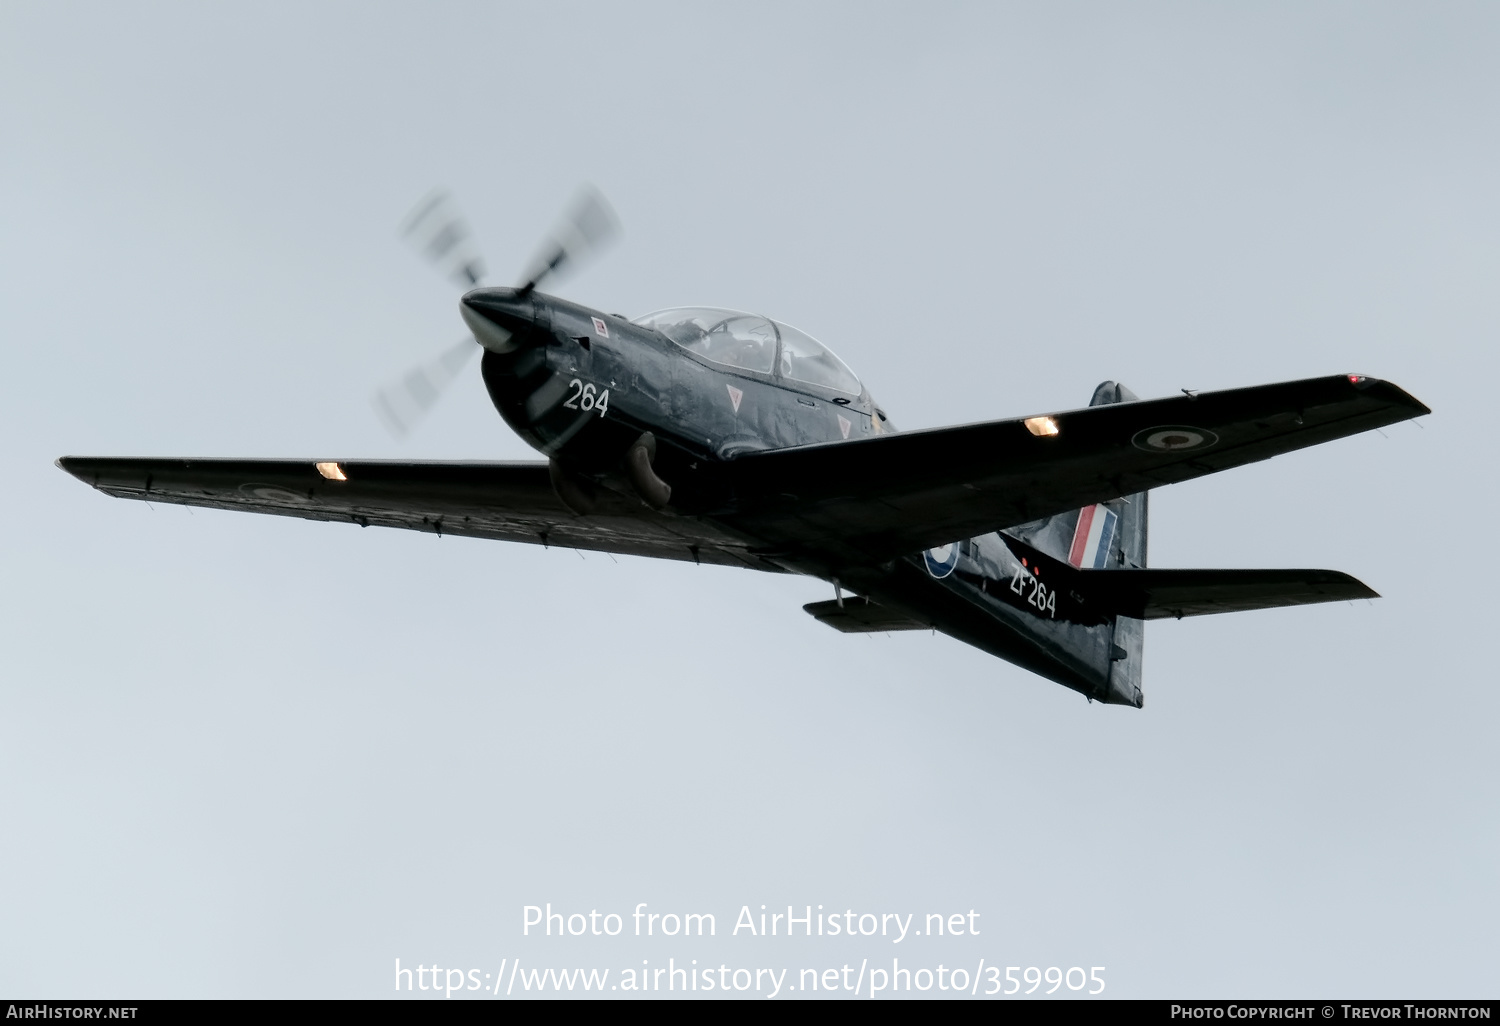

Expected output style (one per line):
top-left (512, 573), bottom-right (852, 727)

top-left (461, 288), bottom-right (539, 354)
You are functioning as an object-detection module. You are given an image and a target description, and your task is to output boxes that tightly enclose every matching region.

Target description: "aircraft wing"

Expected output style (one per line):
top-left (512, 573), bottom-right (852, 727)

top-left (56, 457), bottom-right (769, 570)
top-left (720, 374), bottom-right (1428, 565)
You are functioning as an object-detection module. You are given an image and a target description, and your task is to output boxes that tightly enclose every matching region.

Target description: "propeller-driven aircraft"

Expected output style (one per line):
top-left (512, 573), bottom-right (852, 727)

top-left (58, 188), bottom-right (1430, 708)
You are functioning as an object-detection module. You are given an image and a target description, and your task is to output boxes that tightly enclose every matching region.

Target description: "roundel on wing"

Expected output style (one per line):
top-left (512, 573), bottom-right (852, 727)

top-left (924, 543), bottom-right (960, 579)
top-left (1131, 425), bottom-right (1219, 454)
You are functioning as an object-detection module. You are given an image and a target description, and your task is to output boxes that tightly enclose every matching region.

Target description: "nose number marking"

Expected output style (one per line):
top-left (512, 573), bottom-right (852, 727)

top-left (562, 378), bottom-right (611, 417)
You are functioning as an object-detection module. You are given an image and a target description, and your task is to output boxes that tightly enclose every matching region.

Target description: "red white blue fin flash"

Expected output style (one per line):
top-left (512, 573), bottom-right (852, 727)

top-left (1068, 504), bottom-right (1118, 569)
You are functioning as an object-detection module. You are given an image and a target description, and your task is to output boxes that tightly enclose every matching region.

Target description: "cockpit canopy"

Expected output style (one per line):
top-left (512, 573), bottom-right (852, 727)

top-left (633, 307), bottom-right (863, 397)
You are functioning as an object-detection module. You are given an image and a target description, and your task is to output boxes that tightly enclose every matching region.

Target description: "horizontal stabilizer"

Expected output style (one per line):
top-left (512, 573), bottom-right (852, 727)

top-left (1095, 568), bottom-right (1377, 619)
top-left (998, 532), bottom-right (1376, 620)
top-left (804, 597), bottom-right (928, 633)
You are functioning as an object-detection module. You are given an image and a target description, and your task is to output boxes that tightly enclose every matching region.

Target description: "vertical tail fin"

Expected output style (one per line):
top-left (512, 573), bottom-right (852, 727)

top-left (999, 381), bottom-right (1149, 705)
top-left (1090, 381), bottom-right (1147, 707)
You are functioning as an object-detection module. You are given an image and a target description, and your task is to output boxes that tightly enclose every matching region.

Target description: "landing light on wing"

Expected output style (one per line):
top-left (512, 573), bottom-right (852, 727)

top-left (315, 462), bottom-right (347, 481)
top-left (1024, 416), bottom-right (1059, 437)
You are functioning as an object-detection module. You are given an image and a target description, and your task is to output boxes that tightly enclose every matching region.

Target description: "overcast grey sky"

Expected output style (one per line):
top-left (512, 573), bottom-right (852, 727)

top-left (1, 1), bottom-right (1495, 999)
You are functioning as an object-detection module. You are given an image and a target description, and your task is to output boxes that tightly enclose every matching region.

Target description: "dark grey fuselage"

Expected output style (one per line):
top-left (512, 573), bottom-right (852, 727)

top-left (471, 288), bottom-right (1142, 705)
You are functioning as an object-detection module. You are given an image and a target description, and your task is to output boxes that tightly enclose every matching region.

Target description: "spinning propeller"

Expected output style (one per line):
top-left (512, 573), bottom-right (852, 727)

top-left (374, 186), bottom-right (620, 437)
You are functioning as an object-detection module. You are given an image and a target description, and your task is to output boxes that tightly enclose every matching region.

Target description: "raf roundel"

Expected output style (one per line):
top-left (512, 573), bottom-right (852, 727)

top-left (1131, 425), bottom-right (1219, 453)
top-left (923, 543), bottom-right (960, 579)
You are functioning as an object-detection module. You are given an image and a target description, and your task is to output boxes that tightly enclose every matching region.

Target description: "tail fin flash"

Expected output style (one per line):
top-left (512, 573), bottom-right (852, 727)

top-left (1091, 381), bottom-right (1148, 707)
top-left (1067, 503), bottom-right (1120, 569)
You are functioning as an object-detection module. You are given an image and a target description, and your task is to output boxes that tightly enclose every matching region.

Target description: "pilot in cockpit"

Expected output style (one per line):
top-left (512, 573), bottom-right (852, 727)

top-left (657, 320), bottom-right (707, 349)
top-left (704, 320), bottom-right (774, 370)
top-left (715, 336), bottom-right (771, 369)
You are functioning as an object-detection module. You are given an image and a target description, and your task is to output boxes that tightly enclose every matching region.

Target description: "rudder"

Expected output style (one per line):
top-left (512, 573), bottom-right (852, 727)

top-left (998, 381), bottom-right (1149, 706)
top-left (1090, 381), bottom-right (1147, 707)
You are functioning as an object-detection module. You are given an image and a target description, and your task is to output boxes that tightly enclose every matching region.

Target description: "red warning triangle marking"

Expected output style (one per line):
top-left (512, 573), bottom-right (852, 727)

top-left (727, 385), bottom-right (743, 413)
top-left (837, 414), bottom-right (851, 439)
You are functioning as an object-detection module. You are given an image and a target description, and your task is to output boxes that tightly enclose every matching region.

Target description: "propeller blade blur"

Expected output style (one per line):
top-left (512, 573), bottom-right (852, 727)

top-left (401, 188), bottom-right (487, 288)
top-left (517, 185), bottom-right (620, 295)
top-left (372, 337), bottom-right (476, 438)
top-left (380, 185), bottom-right (616, 437)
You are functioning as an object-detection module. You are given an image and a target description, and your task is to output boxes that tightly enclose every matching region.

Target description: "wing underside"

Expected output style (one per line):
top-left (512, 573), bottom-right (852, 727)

top-left (57, 457), bottom-right (772, 571)
top-left (720, 374), bottom-right (1428, 565)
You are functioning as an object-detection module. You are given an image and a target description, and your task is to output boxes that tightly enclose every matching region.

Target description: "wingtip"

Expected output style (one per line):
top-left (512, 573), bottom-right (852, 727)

top-left (1356, 376), bottom-right (1431, 417)
top-left (56, 456), bottom-right (119, 488)
top-left (1389, 385), bottom-right (1432, 418)
top-left (1333, 571), bottom-right (1380, 602)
